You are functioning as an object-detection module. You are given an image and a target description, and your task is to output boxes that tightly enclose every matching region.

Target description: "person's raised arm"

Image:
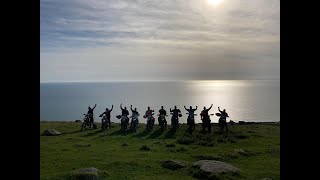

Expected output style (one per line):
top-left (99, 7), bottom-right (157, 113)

top-left (120, 103), bottom-right (123, 110)
top-left (184, 106), bottom-right (188, 111)
top-left (218, 106), bottom-right (222, 113)
top-left (110, 105), bottom-right (113, 112)
top-left (130, 105), bottom-right (133, 112)
top-left (194, 106), bottom-right (198, 111)
top-left (99, 111), bottom-right (106, 117)
top-left (208, 104), bottom-right (213, 111)
top-left (93, 104), bottom-right (97, 109)
top-left (170, 108), bottom-right (172, 112)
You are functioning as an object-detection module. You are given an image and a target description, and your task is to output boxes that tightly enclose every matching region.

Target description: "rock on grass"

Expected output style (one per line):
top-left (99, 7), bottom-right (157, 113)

top-left (192, 160), bottom-right (240, 179)
top-left (139, 145), bottom-right (151, 151)
top-left (42, 129), bottom-right (61, 136)
top-left (70, 167), bottom-right (109, 180)
top-left (161, 160), bottom-right (188, 170)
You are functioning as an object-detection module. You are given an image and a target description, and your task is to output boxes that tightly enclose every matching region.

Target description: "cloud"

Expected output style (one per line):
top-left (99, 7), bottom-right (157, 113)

top-left (40, 0), bottom-right (280, 82)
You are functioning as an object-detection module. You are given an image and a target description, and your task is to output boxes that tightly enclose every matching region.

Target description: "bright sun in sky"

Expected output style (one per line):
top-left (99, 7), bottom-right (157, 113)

top-left (207, 0), bottom-right (224, 6)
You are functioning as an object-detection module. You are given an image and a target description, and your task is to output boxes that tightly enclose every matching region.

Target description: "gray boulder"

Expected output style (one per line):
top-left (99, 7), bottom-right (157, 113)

top-left (71, 167), bottom-right (109, 180)
top-left (41, 129), bottom-right (61, 136)
top-left (161, 160), bottom-right (188, 170)
top-left (193, 160), bottom-right (240, 178)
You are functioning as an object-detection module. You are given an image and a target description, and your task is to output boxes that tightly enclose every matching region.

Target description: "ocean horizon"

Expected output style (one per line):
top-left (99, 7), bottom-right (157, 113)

top-left (40, 80), bottom-right (280, 123)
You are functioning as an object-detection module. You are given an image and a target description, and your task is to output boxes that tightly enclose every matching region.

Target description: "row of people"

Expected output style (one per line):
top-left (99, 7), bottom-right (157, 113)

top-left (84, 104), bottom-right (229, 133)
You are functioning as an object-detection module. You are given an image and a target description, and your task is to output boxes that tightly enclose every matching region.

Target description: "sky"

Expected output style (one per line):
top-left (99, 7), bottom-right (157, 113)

top-left (40, 0), bottom-right (280, 82)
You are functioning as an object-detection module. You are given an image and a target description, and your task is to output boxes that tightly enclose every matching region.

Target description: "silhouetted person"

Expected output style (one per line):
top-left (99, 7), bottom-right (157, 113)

top-left (170, 106), bottom-right (181, 129)
top-left (87, 104), bottom-right (97, 128)
top-left (130, 105), bottom-right (140, 128)
top-left (145, 106), bottom-right (155, 131)
top-left (200, 104), bottom-right (213, 133)
top-left (145, 107), bottom-right (155, 123)
top-left (218, 106), bottom-right (229, 132)
top-left (120, 103), bottom-right (130, 125)
top-left (184, 105), bottom-right (197, 131)
top-left (158, 106), bottom-right (167, 130)
top-left (99, 105), bottom-right (113, 129)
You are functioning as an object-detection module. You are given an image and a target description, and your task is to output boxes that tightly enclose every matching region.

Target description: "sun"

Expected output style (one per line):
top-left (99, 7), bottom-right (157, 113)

top-left (207, 0), bottom-right (224, 6)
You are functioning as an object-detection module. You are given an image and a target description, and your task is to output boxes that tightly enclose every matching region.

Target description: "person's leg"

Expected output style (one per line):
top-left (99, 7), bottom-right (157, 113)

top-left (225, 121), bottom-right (228, 131)
top-left (208, 123), bottom-right (211, 133)
top-left (177, 118), bottom-right (179, 128)
top-left (89, 116), bottom-right (93, 128)
top-left (108, 119), bottom-right (111, 129)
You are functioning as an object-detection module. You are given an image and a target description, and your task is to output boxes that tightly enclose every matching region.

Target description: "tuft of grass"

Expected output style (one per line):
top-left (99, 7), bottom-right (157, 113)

top-left (139, 145), bottom-right (151, 151)
top-left (191, 155), bottom-right (224, 161)
top-left (234, 149), bottom-right (256, 156)
top-left (74, 143), bottom-right (91, 147)
top-left (235, 134), bottom-right (250, 139)
top-left (165, 143), bottom-right (176, 147)
top-left (176, 147), bottom-right (188, 152)
top-left (176, 134), bottom-right (195, 145)
top-left (161, 160), bottom-right (188, 170)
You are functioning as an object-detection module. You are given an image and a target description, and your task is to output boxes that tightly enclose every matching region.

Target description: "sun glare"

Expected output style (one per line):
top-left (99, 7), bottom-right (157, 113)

top-left (207, 0), bottom-right (224, 6)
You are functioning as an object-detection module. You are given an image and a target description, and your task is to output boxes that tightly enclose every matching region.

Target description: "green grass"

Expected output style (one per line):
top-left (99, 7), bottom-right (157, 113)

top-left (40, 122), bottom-right (280, 180)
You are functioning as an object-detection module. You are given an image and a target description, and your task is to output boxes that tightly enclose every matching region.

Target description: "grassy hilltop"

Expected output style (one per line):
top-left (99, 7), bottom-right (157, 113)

top-left (40, 121), bottom-right (280, 180)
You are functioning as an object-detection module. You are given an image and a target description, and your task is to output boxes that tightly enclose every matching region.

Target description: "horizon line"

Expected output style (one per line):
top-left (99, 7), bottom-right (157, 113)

top-left (40, 79), bottom-right (280, 83)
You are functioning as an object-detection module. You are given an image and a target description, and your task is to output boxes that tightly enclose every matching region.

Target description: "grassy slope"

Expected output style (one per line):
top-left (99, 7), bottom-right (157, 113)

top-left (40, 122), bottom-right (280, 180)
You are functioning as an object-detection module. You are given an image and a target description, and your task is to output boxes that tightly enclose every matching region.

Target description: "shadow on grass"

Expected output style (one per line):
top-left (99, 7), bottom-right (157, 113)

top-left (63, 130), bottom-right (83, 135)
top-left (81, 129), bottom-right (103, 137)
top-left (107, 129), bottom-right (136, 136)
top-left (146, 128), bottom-right (164, 139)
top-left (163, 128), bottom-right (177, 139)
top-left (132, 129), bottom-right (151, 138)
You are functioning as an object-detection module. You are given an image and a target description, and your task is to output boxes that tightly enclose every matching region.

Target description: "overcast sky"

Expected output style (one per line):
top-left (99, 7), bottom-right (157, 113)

top-left (40, 0), bottom-right (279, 82)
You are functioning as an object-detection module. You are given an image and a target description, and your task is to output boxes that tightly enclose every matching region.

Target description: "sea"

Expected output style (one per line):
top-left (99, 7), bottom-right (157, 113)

top-left (40, 80), bottom-right (280, 124)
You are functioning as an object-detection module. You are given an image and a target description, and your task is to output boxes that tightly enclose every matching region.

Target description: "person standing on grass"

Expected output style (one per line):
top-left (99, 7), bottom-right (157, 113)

top-left (170, 106), bottom-right (182, 129)
top-left (120, 103), bottom-right (130, 125)
top-left (200, 104), bottom-right (213, 133)
top-left (99, 105), bottom-right (113, 129)
top-left (158, 106), bottom-right (168, 129)
top-left (218, 106), bottom-right (229, 133)
top-left (87, 104), bottom-right (97, 128)
top-left (130, 105), bottom-right (140, 128)
top-left (184, 105), bottom-right (198, 131)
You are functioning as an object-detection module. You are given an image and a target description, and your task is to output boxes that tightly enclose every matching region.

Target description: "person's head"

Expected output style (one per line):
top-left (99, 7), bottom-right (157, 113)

top-left (134, 108), bottom-right (137, 111)
top-left (106, 108), bottom-right (109, 111)
top-left (190, 106), bottom-right (192, 109)
top-left (223, 109), bottom-right (226, 112)
top-left (148, 106), bottom-right (150, 110)
top-left (88, 106), bottom-right (91, 110)
top-left (203, 106), bottom-right (206, 110)
top-left (161, 106), bottom-right (164, 109)
top-left (174, 106), bottom-right (177, 109)
top-left (124, 107), bottom-right (127, 110)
